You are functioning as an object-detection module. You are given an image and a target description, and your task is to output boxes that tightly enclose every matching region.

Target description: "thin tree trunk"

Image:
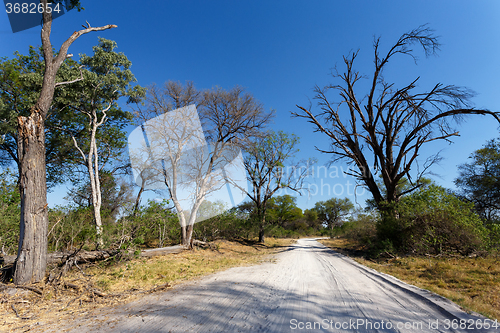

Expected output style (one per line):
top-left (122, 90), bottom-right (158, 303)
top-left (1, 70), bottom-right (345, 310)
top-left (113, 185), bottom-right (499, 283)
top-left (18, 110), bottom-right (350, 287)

top-left (258, 207), bottom-right (266, 243)
top-left (88, 122), bottom-right (103, 247)
top-left (14, 112), bottom-right (48, 284)
top-left (183, 197), bottom-right (204, 247)
top-left (186, 224), bottom-right (194, 248)
top-left (132, 183), bottom-right (145, 216)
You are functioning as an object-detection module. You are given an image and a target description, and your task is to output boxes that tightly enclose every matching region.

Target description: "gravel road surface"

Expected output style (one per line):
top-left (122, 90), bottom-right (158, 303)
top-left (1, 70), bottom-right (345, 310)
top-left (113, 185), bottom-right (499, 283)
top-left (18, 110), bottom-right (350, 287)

top-left (41, 238), bottom-right (493, 333)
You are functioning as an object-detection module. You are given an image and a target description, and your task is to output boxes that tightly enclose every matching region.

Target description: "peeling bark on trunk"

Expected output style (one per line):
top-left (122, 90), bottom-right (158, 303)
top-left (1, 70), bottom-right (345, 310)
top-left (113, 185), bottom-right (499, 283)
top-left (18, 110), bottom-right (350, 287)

top-left (14, 112), bottom-right (48, 284)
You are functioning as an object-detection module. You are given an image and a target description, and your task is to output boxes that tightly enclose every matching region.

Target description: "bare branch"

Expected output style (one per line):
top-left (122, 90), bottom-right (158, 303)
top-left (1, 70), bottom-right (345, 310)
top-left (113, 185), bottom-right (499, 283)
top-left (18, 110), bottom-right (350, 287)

top-left (55, 65), bottom-right (84, 87)
top-left (294, 25), bottom-right (499, 209)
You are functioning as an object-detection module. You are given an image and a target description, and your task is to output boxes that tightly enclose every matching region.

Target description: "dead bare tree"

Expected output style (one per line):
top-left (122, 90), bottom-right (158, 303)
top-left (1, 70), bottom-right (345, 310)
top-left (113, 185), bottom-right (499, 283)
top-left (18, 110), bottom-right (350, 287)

top-left (15, 0), bottom-right (116, 284)
top-left (293, 25), bottom-right (500, 212)
top-left (231, 131), bottom-right (309, 242)
top-left (132, 82), bottom-right (203, 244)
top-left (131, 82), bottom-right (272, 246)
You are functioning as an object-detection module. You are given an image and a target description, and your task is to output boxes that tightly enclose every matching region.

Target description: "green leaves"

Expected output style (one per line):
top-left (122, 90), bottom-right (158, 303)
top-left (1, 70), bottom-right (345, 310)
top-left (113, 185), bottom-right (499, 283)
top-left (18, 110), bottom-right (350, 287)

top-left (313, 197), bottom-right (354, 229)
top-left (455, 138), bottom-right (500, 222)
top-left (378, 184), bottom-right (487, 255)
top-left (266, 195), bottom-right (303, 227)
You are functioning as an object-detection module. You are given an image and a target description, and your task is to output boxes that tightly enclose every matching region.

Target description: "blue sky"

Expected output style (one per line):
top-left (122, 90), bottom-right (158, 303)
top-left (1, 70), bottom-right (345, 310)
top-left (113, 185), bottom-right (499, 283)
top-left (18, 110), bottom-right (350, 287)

top-left (1, 1), bottom-right (500, 210)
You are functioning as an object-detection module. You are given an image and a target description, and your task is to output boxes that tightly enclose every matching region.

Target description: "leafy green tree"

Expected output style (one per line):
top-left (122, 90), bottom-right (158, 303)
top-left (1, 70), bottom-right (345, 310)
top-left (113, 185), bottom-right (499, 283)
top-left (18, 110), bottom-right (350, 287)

top-left (455, 139), bottom-right (500, 222)
top-left (0, 47), bottom-right (87, 187)
top-left (62, 38), bottom-right (144, 246)
top-left (234, 131), bottom-right (309, 242)
top-left (365, 177), bottom-right (432, 210)
top-left (267, 195), bottom-right (303, 228)
top-left (313, 197), bottom-right (354, 229)
top-left (303, 208), bottom-right (321, 230)
top-left (0, 169), bottom-right (20, 256)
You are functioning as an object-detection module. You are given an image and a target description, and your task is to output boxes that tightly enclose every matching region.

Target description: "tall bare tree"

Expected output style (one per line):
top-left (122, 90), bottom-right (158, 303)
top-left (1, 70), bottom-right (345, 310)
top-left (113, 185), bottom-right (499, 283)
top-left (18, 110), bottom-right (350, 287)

top-left (132, 82), bottom-right (203, 244)
top-left (294, 25), bottom-right (500, 212)
top-left (14, 0), bottom-right (116, 284)
top-left (129, 82), bottom-right (197, 216)
top-left (131, 82), bottom-right (272, 246)
top-left (232, 131), bottom-right (309, 242)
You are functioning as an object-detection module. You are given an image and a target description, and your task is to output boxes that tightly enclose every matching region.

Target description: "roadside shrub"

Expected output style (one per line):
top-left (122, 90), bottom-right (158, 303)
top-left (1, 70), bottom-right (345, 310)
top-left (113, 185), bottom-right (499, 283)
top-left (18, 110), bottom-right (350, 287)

top-left (486, 223), bottom-right (500, 251)
top-left (193, 208), bottom-right (248, 242)
top-left (48, 206), bottom-right (97, 252)
top-left (341, 211), bottom-right (377, 245)
top-left (266, 225), bottom-right (300, 239)
top-left (378, 185), bottom-right (487, 255)
top-left (0, 170), bottom-right (20, 255)
top-left (115, 200), bottom-right (180, 248)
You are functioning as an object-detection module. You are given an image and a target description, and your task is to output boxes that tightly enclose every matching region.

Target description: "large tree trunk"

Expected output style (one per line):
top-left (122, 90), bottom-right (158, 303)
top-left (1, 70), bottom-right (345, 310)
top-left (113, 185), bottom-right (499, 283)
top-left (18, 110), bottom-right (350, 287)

top-left (258, 227), bottom-right (265, 243)
top-left (186, 224), bottom-right (194, 248)
top-left (12, 2), bottom-right (116, 285)
top-left (181, 225), bottom-right (187, 245)
top-left (14, 112), bottom-right (48, 284)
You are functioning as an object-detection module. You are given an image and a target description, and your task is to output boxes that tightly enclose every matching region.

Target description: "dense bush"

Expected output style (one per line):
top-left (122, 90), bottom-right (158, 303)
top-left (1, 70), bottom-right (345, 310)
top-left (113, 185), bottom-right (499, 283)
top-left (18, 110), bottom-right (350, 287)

top-left (340, 211), bottom-right (377, 245)
top-left (193, 207), bottom-right (248, 242)
top-left (48, 206), bottom-right (97, 252)
top-left (486, 222), bottom-right (500, 251)
top-left (377, 185), bottom-right (487, 255)
top-left (0, 170), bottom-right (20, 255)
top-left (113, 200), bottom-right (179, 248)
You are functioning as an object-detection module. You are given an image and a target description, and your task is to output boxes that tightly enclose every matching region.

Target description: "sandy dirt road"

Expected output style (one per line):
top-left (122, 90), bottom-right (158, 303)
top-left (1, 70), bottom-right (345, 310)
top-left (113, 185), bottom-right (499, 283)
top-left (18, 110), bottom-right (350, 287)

top-left (38, 238), bottom-right (494, 333)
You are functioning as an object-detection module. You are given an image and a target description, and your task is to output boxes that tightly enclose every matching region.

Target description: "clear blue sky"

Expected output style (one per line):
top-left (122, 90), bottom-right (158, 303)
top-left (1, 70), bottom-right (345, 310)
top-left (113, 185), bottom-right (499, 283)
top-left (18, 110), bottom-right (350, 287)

top-left (1, 1), bottom-right (500, 210)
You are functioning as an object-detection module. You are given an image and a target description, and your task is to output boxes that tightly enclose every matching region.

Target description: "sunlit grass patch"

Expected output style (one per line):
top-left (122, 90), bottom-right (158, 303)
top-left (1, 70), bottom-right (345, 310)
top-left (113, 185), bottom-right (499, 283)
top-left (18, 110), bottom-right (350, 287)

top-left (85, 238), bottom-right (293, 293)
top-left (0, 238), bottom-right (294, 332)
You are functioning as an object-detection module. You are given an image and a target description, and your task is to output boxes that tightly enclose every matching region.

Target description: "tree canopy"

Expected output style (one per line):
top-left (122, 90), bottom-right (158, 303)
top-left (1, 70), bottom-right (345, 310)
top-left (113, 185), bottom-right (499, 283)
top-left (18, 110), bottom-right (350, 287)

top-left (313, 197), bottom-right (354, 229)
top-left (0, 47), bottom-right (88, 187)
top-left (455, 138), bottom-right (500, 222)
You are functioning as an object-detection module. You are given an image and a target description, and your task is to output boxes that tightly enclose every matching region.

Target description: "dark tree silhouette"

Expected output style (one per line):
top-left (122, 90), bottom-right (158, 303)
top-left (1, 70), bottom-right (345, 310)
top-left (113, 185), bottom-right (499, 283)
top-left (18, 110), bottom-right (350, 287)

top-left (294, 25), bottom-right (500, 211)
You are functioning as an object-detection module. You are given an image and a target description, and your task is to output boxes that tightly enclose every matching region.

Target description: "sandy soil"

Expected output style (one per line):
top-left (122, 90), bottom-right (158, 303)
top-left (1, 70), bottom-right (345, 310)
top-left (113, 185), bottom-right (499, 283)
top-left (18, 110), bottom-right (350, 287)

top-left (31, 238), bottom-right (491, 332)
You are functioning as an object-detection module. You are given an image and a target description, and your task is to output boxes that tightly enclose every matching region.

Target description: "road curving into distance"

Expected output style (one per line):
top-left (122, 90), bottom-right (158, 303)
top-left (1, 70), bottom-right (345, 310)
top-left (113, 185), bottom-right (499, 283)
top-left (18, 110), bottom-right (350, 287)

top-left (45, 238), bottom-right (495, 333)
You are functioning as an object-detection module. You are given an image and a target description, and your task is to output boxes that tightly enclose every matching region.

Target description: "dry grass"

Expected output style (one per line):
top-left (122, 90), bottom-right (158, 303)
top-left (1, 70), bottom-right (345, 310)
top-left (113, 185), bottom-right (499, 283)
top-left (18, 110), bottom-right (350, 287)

top-left (0, 238), bottom-right (294, 332)
top-left (320, 238), bottom-right (500, 320)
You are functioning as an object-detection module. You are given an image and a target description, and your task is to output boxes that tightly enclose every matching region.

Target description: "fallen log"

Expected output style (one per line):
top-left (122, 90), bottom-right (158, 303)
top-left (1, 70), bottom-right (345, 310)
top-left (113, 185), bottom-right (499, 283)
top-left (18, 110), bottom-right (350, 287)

top-left (1, 250), bottom-right (115, 267)
top-left (1, 244), bottom-right (190, 268)
top-left (192, 239), bottom-right (208, 248)
top-left (140, 245), bottom-right (187, 258)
